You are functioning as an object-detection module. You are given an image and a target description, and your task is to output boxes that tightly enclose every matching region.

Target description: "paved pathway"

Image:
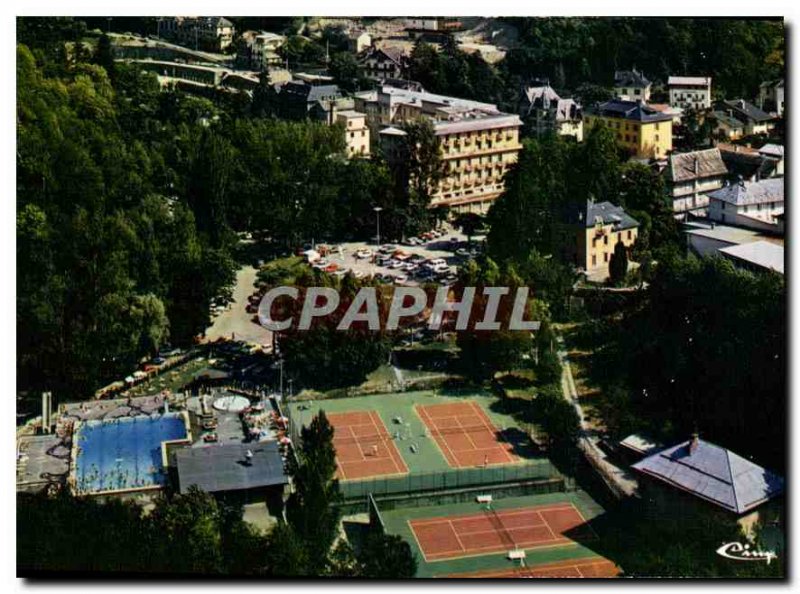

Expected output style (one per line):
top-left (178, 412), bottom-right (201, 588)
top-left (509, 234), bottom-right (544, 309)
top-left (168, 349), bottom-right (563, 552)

top-left (556, 336), bottom-right (638, 498)
top-left (204, 265), bottom-right (271, 347)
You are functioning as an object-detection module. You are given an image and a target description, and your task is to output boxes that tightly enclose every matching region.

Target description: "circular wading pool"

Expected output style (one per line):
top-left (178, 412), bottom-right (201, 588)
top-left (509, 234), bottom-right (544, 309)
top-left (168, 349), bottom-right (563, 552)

top-left (213, 394), bottom-right (251, 413)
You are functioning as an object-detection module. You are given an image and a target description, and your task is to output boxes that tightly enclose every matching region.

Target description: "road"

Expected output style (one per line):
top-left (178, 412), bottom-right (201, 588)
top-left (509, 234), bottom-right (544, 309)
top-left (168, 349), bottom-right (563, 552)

top-left (556, 336), bottom-right (638, 498)
top-left (204, 265), bottom-right (272, 347)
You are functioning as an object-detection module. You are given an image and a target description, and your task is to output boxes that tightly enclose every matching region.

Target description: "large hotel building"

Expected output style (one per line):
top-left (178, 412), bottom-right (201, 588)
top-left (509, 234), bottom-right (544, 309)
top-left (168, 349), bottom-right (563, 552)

top-left (354, 84), bottom-right (523, 213)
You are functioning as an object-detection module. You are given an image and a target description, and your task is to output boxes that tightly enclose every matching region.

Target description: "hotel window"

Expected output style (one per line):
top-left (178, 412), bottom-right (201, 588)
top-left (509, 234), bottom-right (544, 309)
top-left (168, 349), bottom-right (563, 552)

top-left (592, 255), bottom-right (597, 267)
top-left (604, 235), bottom-right (609, 245)
top-left (604, 253), bottom-right (609, 262)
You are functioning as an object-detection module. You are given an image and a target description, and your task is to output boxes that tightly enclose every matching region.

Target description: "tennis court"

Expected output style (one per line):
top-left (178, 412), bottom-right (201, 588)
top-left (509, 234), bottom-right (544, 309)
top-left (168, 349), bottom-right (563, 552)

top-left (328, 411), bottom-right (409, 481)
top-left (415, 401), bottom-right (519, 468)
top-left (409, 501), bottom-right (596, 562)
top-left (446, 556), bottom-right (620, 578)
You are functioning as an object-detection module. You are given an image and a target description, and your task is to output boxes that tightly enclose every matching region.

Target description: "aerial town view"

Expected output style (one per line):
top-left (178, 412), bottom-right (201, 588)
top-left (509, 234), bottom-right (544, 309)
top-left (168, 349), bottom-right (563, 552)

top-left (15, 14), bottom-right (786, 580)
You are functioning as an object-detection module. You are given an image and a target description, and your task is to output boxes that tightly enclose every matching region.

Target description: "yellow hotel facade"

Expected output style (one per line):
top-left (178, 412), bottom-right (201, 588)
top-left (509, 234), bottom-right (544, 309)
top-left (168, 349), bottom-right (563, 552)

top-left (355, 84), bottom-right (523, 213)
top-left (584, 99), bottom-right (673, 159)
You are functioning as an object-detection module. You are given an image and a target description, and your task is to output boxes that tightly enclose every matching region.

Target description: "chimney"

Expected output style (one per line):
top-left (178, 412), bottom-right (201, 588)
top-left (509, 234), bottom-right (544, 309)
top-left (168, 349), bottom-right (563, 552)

top-left (689, 432), bottom-right (700, 454)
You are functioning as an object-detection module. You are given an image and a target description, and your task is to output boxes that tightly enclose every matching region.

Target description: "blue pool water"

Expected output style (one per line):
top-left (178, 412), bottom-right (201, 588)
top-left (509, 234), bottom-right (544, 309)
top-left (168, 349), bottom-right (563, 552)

top-left (74, 413), bottom-right (187, 494)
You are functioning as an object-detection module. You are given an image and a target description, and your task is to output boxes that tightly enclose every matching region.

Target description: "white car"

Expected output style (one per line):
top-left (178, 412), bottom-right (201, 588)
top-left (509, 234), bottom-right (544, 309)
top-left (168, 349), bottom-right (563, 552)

top-left (394, 274), bottom-right (408, 284)
top-left (355, 249), bottom-right (373, 259)
top-left (388, 259), bottom-right (404, 269)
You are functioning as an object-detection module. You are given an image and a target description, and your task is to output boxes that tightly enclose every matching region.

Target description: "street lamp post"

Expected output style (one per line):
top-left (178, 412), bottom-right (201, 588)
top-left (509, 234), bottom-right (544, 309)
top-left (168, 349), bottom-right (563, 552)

top-left (374, 206), bottom-right (383, 247)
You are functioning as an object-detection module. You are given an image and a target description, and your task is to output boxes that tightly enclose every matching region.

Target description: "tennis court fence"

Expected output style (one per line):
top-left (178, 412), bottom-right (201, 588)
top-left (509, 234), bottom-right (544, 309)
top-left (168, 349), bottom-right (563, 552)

top-left (340, 460), bottom-right (561, 500)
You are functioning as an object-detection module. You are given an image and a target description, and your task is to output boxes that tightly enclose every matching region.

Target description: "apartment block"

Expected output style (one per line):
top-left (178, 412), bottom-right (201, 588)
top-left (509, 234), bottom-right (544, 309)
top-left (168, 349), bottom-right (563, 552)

top-left (355, 84), bottom-right (523, 213)
top-left (668, 76), bottom-right (712, 111)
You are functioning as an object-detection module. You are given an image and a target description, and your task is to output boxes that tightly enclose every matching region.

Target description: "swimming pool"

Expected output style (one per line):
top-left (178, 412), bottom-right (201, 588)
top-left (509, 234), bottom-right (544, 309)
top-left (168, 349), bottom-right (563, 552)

top-left (72, 412), bottom-right (189, 495)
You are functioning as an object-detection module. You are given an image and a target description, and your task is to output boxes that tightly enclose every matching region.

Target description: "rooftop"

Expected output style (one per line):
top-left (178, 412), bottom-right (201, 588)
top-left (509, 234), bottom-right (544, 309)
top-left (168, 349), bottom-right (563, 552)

top-left (708, 177), bottom-right (784, 206)
top-left (175, 441), bottom-right (288, 494)
top-left (667, 149), bottom-right (727, 183)
top-left (619, 434), bottom-right (664, 457)
top-left (759, 143), bottom-right (784, 159)
top-left (718, 99), bottom-right (774, 123)
top-left (581, 200), bottom-right (639, 230)
top-left (668, 76), bottom-right (711, 86)
top-left (632, 437), bottom-right (784, 514)
top-left (684, 222), bottom-right (781, 247)
top-left (588, 99), bottom-right (673, 123)
top-left (614, 69), bottom-right (651, 88)
top-left (719, 241), bottom-right (784, 274)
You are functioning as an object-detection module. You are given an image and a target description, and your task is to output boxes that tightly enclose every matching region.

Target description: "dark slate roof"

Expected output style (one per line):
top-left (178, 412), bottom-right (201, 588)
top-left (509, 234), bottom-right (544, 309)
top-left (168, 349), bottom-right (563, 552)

top-left (175, 441), bottom-right (288, 494)
top-left (614, 69), bottom-right (651, 88)
top-left (718, 146), bottom-right (776, 181)
top-left (632, 438), bottom-right (784, 514)
top-left (708, 177), bottom-right (784, 206)
top-left (588, 99), bottom-right (672, 123)
top-left (580, 200), bottom-right (639, 230)
top-left (711, 110), bottom-right (746, 129)
top-left (667, 149), bottom-right (728, 183)
top-left (280, 81), bottom-right (341, 104)
top-left (718, 99), bottom-right (774, 124)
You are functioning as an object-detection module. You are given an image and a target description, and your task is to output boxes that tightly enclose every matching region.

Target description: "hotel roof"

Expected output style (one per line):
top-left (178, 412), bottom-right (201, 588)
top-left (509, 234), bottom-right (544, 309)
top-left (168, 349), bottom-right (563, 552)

top-left (632, 437), bottom-right (784, 514)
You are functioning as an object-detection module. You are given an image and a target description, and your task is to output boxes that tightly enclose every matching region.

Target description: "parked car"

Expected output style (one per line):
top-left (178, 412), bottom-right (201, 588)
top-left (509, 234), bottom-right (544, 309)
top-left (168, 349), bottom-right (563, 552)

top-left (355, 248), bottom-right (372, 259)
top-left (387, 259), bottom-right (404, 269)
top-left (394, 274), bottom-right (408, 284)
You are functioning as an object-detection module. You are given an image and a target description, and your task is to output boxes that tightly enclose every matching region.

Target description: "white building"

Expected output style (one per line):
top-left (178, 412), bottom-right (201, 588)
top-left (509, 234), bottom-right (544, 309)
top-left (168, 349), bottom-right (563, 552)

top-left (162, 17), bottom-right (235, 52)
top-left (348, 31), bottom-right (372, 53)
top-left (758, 79), bottom-right (785, 117)
top-left (664, 148), bottom-right (728, 218)
top-left (336, 111), bottom-right (370, 158)
top-left (707, 177), bottom-right (784, 234)
top-left (668, 76), bottom-right (712, 111)
top-left (238, 31), bottom-right (285, 70)
top-left (518, 80), bottom-right (583, 141)
top-left (613, 69), bottom-right (651, 102)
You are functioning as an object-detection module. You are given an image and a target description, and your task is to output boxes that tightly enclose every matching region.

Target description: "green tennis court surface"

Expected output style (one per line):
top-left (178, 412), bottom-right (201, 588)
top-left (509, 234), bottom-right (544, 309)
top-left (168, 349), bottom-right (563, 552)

top-left (286, 390), bottom-right (555, 498)
top-left (377, 491), bottom-right (612, 578)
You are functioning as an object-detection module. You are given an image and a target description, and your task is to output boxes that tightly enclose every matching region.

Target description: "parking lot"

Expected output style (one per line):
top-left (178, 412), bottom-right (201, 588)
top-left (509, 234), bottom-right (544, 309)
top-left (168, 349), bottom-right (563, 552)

top-left (305, 228), bottom-right (485, 287)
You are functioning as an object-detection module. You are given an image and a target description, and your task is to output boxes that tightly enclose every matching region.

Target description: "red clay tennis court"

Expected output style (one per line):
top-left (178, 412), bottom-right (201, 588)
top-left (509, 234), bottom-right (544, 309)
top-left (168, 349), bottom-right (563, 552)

top-left (415, 401), bottom-right (519, 468)
top-left (327, 411), bottom-right (409, 481)
top-left (409, 502), bottom-right (596, 562)
top-left (446, 556), bottom-right (620, 578)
